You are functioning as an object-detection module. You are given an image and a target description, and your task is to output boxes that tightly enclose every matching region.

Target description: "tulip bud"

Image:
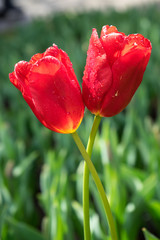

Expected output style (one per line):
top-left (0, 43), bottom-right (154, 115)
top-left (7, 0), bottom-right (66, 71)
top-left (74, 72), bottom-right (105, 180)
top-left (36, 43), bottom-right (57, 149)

top-left (82, 25), bottom-right (152, 117)
top-left (9, 44), bottom-right (84, 133)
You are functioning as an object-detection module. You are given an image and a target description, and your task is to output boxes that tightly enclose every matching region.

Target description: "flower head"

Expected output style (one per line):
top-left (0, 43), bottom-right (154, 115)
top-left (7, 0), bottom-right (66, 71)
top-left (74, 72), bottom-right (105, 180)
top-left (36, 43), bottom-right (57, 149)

top-left (9, 44), bottom-right (84, 133)
top-left (82, 25), bottom-right (152, 117)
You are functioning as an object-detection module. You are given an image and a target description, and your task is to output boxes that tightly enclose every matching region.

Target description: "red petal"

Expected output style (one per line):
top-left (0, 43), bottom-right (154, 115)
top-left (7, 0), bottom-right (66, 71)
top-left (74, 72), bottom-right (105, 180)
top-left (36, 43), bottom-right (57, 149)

top-left (9, 64), bottom-right (36, 117)
top-left (9, 72), bottom-right (23, 92)
top-left (58, 49), bottom-right (79, 88)
top-left (101, 25), bottom-right (119, 35)
top-left (100, 47), bottom-right (151, 117)
top-left (44, 44), bottom-right (60, 58)
top-left (29, 53), bottom-right (44, 64)
top-left (82, 28), bottom-right (112, 115)
top-left (28, 56), bottom-right (84, 133)
top-left (100, 25), bottom-right (125, 66)
top-left (122, 34), bottom-right (152, 56)
top-left (9, 61), bottom-right (31, 93)
top-left (44, 44), bottom-right (79, 89)
top-left (14, 61), bottom-right (31, 83)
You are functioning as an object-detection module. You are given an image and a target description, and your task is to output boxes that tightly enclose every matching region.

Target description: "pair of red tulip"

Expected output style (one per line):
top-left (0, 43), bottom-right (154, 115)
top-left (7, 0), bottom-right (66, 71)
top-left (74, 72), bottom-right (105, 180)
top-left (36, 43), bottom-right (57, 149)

top-left (9, 25), bottom-right (152, 133)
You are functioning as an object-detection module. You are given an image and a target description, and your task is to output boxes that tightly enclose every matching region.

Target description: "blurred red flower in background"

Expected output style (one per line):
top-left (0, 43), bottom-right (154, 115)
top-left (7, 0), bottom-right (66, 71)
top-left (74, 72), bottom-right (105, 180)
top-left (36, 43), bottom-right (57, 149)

top-left (9, 44), bottom-right (84, 133)
top-left (82, 25), bottom-right (152, 117)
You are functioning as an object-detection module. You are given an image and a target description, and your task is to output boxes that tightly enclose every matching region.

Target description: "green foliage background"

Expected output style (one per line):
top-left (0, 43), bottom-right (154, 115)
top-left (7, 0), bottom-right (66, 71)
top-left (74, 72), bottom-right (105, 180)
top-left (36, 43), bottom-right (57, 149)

top-left (0, 4), bottom-right (160, 240)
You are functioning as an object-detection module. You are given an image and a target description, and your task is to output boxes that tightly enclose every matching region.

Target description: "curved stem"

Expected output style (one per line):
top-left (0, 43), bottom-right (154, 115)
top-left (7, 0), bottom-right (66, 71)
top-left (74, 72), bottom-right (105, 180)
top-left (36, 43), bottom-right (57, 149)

top-left (72, 131), bottom-right (118, 240)
top-left (83, 162), bottom-right (90, 240)
top-left (83, 115), bottom-right (102, 240)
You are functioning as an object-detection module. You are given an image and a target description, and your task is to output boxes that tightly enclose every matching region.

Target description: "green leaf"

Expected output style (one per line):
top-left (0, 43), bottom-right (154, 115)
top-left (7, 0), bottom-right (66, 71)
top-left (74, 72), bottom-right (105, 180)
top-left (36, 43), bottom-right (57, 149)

top-left (13, 151), bottom-right (38, 177)
top-left (6, 217), bottom-right (46, 240)
top-left (143, 228), bottom-right (160, 240)
top-left (149, 200), bottom-right (160, 219)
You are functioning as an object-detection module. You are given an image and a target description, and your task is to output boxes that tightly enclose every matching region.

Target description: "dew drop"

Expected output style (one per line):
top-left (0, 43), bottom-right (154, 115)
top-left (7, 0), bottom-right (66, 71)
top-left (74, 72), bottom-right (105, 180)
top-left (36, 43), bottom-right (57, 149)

top-left (115, 90), bottom-right (119, 97)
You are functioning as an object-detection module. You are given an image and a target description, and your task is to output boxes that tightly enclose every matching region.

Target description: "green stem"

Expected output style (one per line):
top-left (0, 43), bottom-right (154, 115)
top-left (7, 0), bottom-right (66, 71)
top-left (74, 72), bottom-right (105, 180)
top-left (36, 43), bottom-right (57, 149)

top-left (83, 162), bottom-right (90, 240)
top-left (72, 130), bottom-right (118, 240)
top-left (83, 115), bottom-right (102, 240)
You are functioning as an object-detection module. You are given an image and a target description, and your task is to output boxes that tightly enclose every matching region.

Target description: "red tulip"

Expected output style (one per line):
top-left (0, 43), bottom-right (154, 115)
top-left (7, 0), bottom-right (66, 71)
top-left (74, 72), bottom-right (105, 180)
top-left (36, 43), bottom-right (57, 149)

top-left (82, 25), bottom-right (152, 117)
top-left (9, 44), bottom-right (84, 133)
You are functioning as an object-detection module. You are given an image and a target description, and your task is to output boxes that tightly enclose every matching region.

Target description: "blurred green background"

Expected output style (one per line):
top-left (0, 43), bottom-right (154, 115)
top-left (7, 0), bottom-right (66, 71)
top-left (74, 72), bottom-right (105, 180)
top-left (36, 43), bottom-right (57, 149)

top-left (0, 4), bottom-right (160, 240)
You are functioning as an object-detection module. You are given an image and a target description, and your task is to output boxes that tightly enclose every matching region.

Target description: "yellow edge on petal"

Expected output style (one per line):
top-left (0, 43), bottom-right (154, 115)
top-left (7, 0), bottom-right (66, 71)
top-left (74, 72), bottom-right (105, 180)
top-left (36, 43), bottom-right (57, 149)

top-left (53, 114), bottom-right (84, 134)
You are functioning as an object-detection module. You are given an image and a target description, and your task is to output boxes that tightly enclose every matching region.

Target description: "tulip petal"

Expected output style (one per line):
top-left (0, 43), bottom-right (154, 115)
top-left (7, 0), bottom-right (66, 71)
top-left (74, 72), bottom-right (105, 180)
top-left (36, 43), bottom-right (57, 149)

top-left (100, 25), bottom-right (125, 66)
top-left (9, 72), bottom-right (23, 92)
top-left (122, 33), bottom-right (151, 56)
top-left (29, 53), bottom-right (44, 64)
top-left (9, 66), bottom-right (38, 119)
top-left (28, 56), bottom-right (84, 133)
top-left (100, 48), bottom-right (151, 117)
top-left (44, 44), bottom-right (60, 58)
top-left (44, 44), bottom-right (79, 89)
top-left (9, 61), bottom-right (31, 94)
top-left (43, 44), bottom-right (79, 92)
top-left (82, 28), bottom-right (112, 115)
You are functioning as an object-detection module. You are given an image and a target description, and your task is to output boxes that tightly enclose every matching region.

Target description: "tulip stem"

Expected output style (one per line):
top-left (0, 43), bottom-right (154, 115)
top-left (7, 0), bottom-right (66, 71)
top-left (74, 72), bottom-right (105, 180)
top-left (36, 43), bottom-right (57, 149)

top-left (83, 115), bottom-right (102, 240)
top-left (83, 161), bottom-right (90, 240)
top-left (72, 123), bottom-right (118, 240)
